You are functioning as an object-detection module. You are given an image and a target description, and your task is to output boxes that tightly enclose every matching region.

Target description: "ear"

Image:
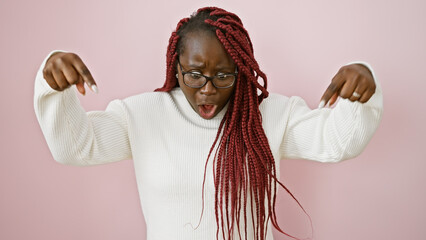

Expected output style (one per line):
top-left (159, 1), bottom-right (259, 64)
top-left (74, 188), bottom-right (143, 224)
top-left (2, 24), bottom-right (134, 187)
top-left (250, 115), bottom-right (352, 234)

top-left (173, 63), bottom-right (180, 87)
top-left (175, 61), bottom-right (180, 78)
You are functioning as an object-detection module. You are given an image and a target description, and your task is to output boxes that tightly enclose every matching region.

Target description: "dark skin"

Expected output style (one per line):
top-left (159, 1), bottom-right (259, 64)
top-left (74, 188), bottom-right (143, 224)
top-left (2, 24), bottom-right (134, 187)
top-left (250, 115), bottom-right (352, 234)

top-left (42, 33), bottom-right (376, 116)
top-left (43, 52), bottom-right (97, 95)
top-left (176, 32), bottom-right (236, 119)
top-left (321, 63), bottom-right (376, 107)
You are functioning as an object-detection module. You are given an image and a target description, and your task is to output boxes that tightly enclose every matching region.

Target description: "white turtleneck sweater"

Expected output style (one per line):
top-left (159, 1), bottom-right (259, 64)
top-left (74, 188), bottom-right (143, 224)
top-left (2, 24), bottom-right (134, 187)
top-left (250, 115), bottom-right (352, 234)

top-left (34, 52), bottom-right (383, 240)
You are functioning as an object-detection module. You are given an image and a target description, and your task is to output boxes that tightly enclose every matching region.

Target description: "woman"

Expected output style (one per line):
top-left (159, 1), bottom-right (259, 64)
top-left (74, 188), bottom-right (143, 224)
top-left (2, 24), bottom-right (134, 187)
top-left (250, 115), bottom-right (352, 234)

top-left (34, 7), bottom-right (383, 240)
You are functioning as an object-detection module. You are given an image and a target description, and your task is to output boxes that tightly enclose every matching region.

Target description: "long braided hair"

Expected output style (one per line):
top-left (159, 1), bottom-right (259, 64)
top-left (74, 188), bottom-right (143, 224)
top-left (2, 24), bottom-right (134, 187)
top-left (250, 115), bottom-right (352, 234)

top-left (156, 7), bottom-right (311, 240)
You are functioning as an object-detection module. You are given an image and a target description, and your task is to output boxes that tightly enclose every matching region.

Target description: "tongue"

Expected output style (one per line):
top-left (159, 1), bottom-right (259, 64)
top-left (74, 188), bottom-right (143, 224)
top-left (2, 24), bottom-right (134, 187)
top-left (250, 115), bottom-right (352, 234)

top-left (199, 104), bottom-right (216, 119)
top-left (203, 105), bottom-right (214, 111)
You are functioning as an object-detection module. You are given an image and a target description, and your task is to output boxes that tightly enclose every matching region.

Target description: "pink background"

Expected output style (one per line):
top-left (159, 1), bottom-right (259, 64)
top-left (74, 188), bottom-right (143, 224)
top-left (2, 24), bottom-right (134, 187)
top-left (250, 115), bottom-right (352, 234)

top-left (1, 0), bottom-right (425, 239)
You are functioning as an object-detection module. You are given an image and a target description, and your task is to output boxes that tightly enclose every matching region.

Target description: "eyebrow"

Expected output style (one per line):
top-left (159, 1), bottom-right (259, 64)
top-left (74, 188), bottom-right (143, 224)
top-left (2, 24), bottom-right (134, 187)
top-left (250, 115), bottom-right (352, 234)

top-left (185, 63), bottom-right (235, 72)
top-left (187, 63), bottom-right (205, 68)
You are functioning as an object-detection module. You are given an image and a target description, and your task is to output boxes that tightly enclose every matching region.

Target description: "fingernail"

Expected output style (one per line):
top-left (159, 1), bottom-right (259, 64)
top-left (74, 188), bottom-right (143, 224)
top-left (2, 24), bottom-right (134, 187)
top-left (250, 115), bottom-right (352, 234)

top-left (318, 100), bottom-right (325, 109)
top-left (91, 85), bottom-right (98, 93)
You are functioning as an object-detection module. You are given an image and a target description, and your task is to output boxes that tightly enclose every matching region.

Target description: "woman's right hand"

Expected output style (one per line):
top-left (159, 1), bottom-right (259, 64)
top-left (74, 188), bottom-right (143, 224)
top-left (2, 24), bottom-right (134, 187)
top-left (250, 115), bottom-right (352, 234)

top-left (42, 52), bottom-right (98, 95)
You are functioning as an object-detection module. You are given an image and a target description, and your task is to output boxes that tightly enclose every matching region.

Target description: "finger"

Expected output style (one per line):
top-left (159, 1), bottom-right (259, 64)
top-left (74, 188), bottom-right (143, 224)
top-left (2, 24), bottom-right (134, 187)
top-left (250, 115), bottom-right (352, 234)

top-left (71, 56), bottom-right (98, 93)
top-left (51, 68), bottom-right (68, 90)
top-left (349, 91), bottom-right (361, 101)
top-left (349, 90), bottom-right (363, 101)
top-left (328, 92), bottom-right (339, 106)
top-left (62, 66), bottom-right (85, 95)
top-left (319, 72), bottom-right (345, 108)
top-left (358, 89), bottom-right (375, 103)
top-left (339, 75), bottom-right (358, 99)
top-left (76, 77), bottom-right (86, 96)
top-left (349, 84), bottom-right (367, 102)
top-left (62, 65), bottom-right (80, 86)
top-left (43, 68), bottom-right (60, 90)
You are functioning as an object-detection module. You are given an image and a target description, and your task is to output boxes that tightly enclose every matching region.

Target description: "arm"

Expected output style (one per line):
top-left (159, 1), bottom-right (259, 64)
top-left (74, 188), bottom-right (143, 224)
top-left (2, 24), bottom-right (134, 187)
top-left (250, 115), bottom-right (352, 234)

top-left (34, 51), bottom-right (132, 166)
top-left (280, 63), bottom-right (383, 162)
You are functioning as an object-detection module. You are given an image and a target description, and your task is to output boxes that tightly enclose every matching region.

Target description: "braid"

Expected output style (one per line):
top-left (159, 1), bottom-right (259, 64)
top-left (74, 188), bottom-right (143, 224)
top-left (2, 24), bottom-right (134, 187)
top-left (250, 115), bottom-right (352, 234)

top-left (156, 7), bottom-right (312, 240)
top-left (155, 17), bottom-right (189, 92)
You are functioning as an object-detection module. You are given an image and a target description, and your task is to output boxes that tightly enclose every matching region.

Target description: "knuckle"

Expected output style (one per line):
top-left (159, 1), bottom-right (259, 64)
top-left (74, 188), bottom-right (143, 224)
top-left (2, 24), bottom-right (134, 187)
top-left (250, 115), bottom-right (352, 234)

top-left (42, 64), bottom-right (49, 72)
top-left (359, 76), bottom-right (368, 84)
top-left (65, 69), bottom-right (79, 83)
top-left (340, 65), bottom-right (358, 77)
top-left (44, 61), bottom-right (54, 70)
top-left (81, 67), bottom-right (90, 75)
top-left (42, 67), bottom-right (50, 77)
top-left (69, 52), bottom-right (79, 59)
top-left (340, 92), bottom-right (350, 98)
top-left (80, 68), bottom-right (92, 79)
top-left (69, 75), bottom-right (79, 84)
top-left (55, 56), bottom-right (65, 66)
top-left (68, 52), bottom-right (81, 62)
top-left (327, 83), bottom-right (337, 92)
top-left (339, 65), bottom-right (350, 74)
top-left (339, 89), bottom-right (351, 98)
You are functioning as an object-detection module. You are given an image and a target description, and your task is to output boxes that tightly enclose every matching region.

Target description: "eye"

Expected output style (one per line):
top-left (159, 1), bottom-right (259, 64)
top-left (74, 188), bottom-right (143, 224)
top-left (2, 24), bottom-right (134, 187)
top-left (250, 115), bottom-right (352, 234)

top-left (216, 73), bottom-right (234, 81)
top-left (216, 74), bottom-right (228, 80)
top-left (188, 72), bottom-right (202, 79)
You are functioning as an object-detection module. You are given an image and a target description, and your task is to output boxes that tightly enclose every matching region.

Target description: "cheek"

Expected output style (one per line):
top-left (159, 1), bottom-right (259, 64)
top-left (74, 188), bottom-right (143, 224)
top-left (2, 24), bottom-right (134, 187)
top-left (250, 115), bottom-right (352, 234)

top-left (222, 88), bottom-right (235, 103)
top-left (180, 84), bottom-right (198, 105)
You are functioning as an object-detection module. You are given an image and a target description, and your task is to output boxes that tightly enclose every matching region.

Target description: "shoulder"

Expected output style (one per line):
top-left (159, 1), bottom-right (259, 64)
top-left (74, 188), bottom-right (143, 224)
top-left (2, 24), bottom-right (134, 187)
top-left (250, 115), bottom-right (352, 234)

top-left (259, 92), bottom-right (293, 112)
top-left (259, 93), bottom-right (311, 122)
top-left (261, 93), bottom-right (311, 110)
top-left (262, 92), bottom-right (289, 104)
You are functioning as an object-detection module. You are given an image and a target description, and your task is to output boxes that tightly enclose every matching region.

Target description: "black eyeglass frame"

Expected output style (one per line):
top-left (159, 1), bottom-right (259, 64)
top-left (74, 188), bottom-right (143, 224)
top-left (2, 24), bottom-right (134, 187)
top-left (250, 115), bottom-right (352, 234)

top-left (177, 60), bottom-right (238, 89)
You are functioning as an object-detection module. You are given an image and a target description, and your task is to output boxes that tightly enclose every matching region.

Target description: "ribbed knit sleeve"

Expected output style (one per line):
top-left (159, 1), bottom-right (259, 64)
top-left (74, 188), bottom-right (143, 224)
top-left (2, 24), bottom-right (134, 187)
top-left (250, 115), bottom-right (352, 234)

top-left (279, 63), bottom-right (383, 163)
top-left (34, 51), bottom-right (132, 166)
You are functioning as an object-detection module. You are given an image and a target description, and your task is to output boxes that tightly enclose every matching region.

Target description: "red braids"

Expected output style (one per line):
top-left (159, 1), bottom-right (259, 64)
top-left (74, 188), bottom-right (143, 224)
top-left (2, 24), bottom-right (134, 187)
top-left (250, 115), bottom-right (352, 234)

top-left (156, 17), bottom-right (189, 92)
top-left (155, 7), bottom-right (312, 240)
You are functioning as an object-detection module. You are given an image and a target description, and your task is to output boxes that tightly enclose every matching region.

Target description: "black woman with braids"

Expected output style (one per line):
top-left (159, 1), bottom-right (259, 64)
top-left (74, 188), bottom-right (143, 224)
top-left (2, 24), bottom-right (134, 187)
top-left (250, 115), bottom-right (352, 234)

top-left (34, 6), bottom-right (383, 240)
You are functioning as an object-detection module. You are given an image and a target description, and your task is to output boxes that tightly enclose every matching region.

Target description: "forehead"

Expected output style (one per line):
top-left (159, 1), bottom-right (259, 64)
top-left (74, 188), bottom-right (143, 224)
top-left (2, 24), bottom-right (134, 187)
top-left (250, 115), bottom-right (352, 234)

top-left (179, 31), bottom-right (234, 68)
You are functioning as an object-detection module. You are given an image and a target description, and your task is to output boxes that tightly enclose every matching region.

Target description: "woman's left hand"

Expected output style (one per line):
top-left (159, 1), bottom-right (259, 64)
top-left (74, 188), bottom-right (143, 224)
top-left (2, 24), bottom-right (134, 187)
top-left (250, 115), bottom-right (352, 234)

top-left (319, 64), bottom-right (376, 108)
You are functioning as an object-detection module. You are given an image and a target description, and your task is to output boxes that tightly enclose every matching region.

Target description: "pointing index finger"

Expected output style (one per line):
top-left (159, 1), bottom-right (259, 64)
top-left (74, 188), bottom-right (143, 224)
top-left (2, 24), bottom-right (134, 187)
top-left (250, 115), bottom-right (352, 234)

top-left (72, 56), bottom-right (98, 93)
top-left (319, 73), bottom-right (345, 108)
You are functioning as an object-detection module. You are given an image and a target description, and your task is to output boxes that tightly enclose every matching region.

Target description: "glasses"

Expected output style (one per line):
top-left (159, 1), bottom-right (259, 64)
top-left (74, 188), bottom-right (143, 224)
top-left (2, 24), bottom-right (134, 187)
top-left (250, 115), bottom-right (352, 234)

top-left (177, 60), bottom-right (238, 89)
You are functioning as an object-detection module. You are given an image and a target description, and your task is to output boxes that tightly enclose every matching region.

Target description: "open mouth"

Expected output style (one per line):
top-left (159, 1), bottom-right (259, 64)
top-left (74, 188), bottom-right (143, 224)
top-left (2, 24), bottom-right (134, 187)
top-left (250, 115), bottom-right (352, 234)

top-left (198, 104), bottom-right (218, 119)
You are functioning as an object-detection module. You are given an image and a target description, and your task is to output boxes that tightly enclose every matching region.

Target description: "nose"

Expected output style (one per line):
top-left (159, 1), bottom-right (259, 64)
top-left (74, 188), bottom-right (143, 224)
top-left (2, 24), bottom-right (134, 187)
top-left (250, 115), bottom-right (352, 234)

top-left (200, 79), bottom-right (217, 95)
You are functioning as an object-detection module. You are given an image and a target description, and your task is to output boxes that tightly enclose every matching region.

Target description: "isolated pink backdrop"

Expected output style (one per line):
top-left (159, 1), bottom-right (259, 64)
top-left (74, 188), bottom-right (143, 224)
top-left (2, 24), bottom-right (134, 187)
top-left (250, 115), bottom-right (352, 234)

top-left (1, 0), bottom-right (425, 239)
